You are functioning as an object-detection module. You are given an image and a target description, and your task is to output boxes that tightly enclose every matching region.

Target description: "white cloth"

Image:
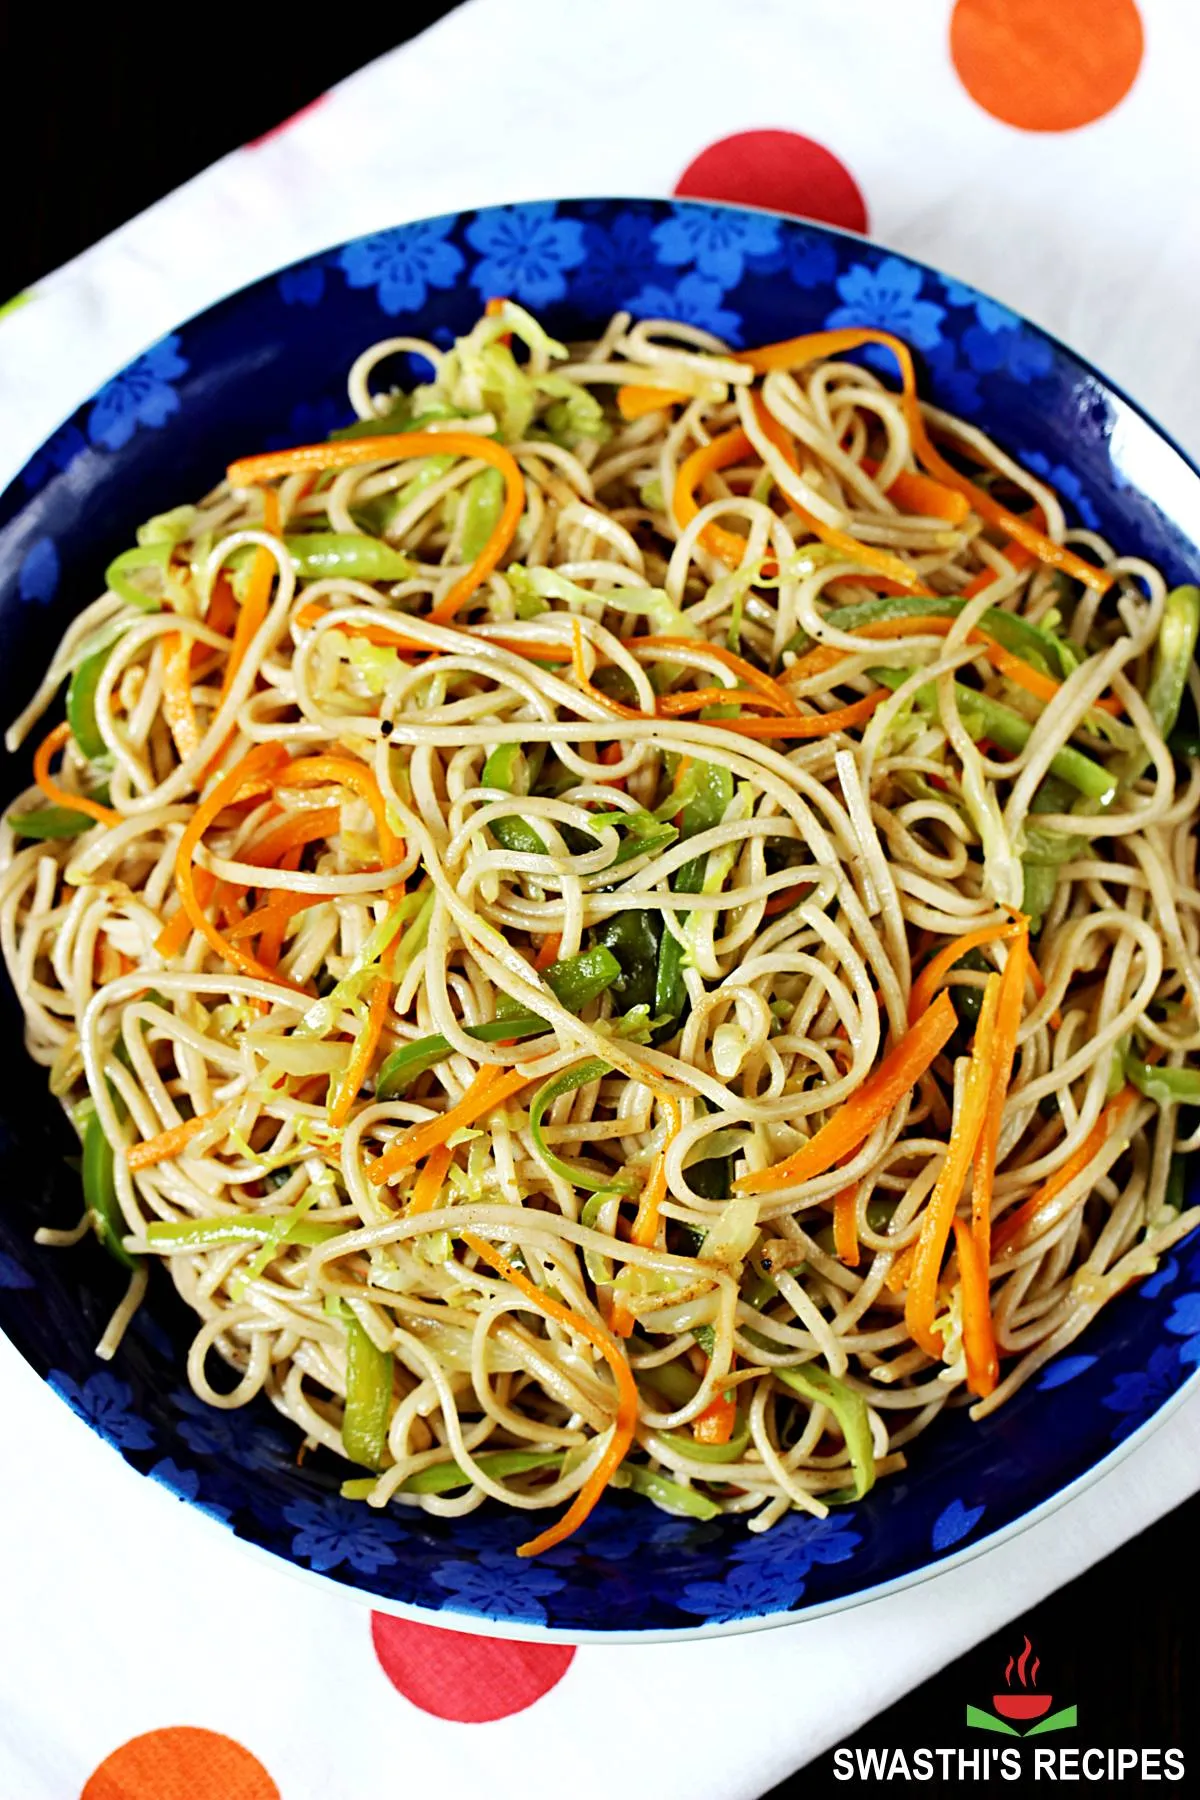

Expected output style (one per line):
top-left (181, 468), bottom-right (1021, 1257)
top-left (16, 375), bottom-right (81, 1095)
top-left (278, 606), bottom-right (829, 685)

top-left (3, 3), bottom-right (1200, 1795)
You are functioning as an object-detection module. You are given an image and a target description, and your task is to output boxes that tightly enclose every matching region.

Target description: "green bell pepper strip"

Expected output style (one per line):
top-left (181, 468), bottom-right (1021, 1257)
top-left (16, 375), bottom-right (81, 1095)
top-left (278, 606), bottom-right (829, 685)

top-left (1166, 1152), bottom-right (1188, 1214)
top-left (775, 1363), bottom-right (875, 1502)
top-left (82, 1111), bottom-right (139, 1270)
top-left (373, 947), bottom-right (620, 1099)
top-left (483, 741), bottom-right (546, 855)
top-left (104, 544), bottom-right (170, 612)
top-left (282, 534), bottom-right (414, 581)
top-left (804, 594), bottom-right (1065, 676)
top-left (654, 760), bottom-right (734, 1023)
top-left (1021, 861), bottom-right (1058, 934)
top-left (1123, 1049), bottom-right (1200, 1107)
top-left (661, 1413), bottom-right (751, 1464)
top-left (399, 1447), bottom-right (563, 1495)
top-left (871, 668), bottom-right (1116, 800)
top-left (611, 1463), bottom-right (721, 1520)
top-left (529, 1058), bottom-right (619, 1191)
top-left (1121, 584), bottom-right (1200, 787)
top-left (341, 1313), bottom-right (394, 1471)
top-left (8, 805), bottom-right (97, 841)
top-left (461, 467), bottom-right (506, 561)
top-left (145, 1217), bottom-right (342, 1251)
top-left (593, 911), bottom-right (661, 1012)
top-left (637, 1358), bottom-right (699, 1408)
top-left (67, 646), bottom-right (113, 760)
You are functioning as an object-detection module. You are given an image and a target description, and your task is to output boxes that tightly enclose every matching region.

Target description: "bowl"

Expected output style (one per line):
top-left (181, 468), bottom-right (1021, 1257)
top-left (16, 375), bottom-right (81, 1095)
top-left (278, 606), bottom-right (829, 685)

top-left (1, 198), bottom-right (1198, 1640)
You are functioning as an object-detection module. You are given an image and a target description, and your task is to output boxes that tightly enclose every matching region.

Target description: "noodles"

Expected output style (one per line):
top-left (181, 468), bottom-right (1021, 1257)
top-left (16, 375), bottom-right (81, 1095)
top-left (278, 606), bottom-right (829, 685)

top-left (4, 298), bottom-right (1199, 1553)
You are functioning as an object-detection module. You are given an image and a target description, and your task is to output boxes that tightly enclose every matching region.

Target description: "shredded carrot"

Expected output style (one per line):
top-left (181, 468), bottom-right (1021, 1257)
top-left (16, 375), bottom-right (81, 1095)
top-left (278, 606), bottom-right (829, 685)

top-left (634, 636), bottom-right (798, 715)
top-left (865, 461), bottom-right (971, 525)
top-left (630, 1098), bottom-right (680, 1248)
top-left (742, 329), bottom-right (1112, 595)
top-left (162, 633), bottom-right (201, 759)
top-left (709, 691), bottom-right (886, 739)
top-left (656, 684), bottom-right (783, 717)
top-left (173, 741), bottom-right (302, 988)
top-left (953, 1215), bottom-right (999, 1398)
top-left (617, 384), bottom-right (692, 421)
top-left (224, 889), bottom-right (335, 943)
top-left (237, 805), bottom-right (341, 870)
top-left (962, 538), bottom-right (1036, 598)
top-left (293, 602), bottom-right (427, 651)
top-left (885, 1241), bottom-right (918, 1294)
top-left (735, 990), bottom-right (957, 1195)
top-left (972, 922), bottom-right (1029, 1274)
top-left (833, 1182), bottom-right (861, 1267)
top-left (369, 1064), bottom-right (529, 1186)
top-left (693, 1387), bottom-right (737, 1445)
top-left (156, 870), bottom-right (214, 958)
top-left (226, 433), bottom-right (525, 624)
top-left (328, 973), bottom-right (393, 1130)
top-left (535, 933), bottom-right (562, 972)
top-left (908, 919), bottom-right (1021, 1026)
top-left (763, 878), bottom-right (813, 917)
top-left (33, 722), bottom-right (121, 828)
top-left (204, 489), bottom-right (280, 777)
top-left (407, 1142), bottom-right (454, 1215)
top-left (905, 974), bottom-right (1001, 1357)
top-left (278, 756), bottom-right (402, 866)
top-left (991, 1087), bottom-right (1139, 1257)
top-left (1026, 954), bottom-right (1062, 1030)
top-left (127, 1106), bottom-right (225, 1172)
top-left (255, 843), bottom-right (302, 973)
top-left (461, 1230), bottom-right (638, 1557)
top-left (203, 573), bottom-right (238, 652)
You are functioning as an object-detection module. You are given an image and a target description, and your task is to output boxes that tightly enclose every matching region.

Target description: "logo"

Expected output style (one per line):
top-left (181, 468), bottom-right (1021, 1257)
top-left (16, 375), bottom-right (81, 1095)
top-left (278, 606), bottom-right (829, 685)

top-left (966, 1636), bottom-right (1077, 1738)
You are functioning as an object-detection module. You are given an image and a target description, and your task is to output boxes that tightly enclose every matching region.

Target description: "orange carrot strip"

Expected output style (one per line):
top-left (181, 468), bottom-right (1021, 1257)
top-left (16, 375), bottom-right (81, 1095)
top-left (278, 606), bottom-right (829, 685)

top-left (634, 637), bottom-right (798, 714)
top-left (534, 933), bottom-right (562, 972)
top-left (742, 329), bottom-right (1112, 594)
top-left (693, 1388), bottom-right (737, 1445)
top-left (905, 974), bottom-right (1001, 1357)
top-left (963, 538), bottom-right (1036, 598)
top-left (656, 685), bottom-right (783, 717)
top-left (953, 1215), bottom-right (999, 1399)
top-left (991, 1087), bottom-right (1139, 1257)
top-left (763, 879), bottom-right (813, 917)
top-left (879, 465), bottom-right (971, 525)
top-left (255, 843), bottom-right (302, 973)
top-left (1026, 955), bottom-right (1063, 1031)
top-left (329, 974), bottom-right (393, 1130)
top-left (908, 919), bottom-right (1021, 1027)
top-left (886, 1241), bottom-right (918, 1294)
top-left (241, 805), bottom-right (341, 869)
top-left (462, 1231), bottom-right (639, 1558)
top-left (833, 1182), bottom-right (861, 1267)
top-left (709, 691), bottom-right (886, 739)
top-left (408, 1142), bottom-right (455, 1215)
top-left (127, 1106), bottom-right (225, 1172)
top-left (630, 1098), bottom-right (680, 1249)
top-left (278, 756), bottom-right (402, 866)
top-left (156, 869), bottom-right (216, 958)
top-left (204, 490), bottom-right (280, 777)
top-left (226, 434), bottom-right (525, 625)
top-left (972, 922), bottom-right (1029, 1271)
top-left (368, 1065), bottom-right (529, 1186)
top-left (162, 633), bottom-right (201, 760)
top-left (735, 990), bottom-right (957, 1195)
top-left (173, 741), bottom-right (301, 988)
top-left (617, 384), bottom-right (692, 421)
top-left (33, 723), bottom-right (121, 828)
top-left (225, 889), bottom-right (336, 942)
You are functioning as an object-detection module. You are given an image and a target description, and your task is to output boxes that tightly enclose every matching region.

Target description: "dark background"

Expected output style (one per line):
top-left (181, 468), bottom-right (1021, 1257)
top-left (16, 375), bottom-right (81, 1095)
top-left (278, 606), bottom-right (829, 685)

top-left (2, 2), bottom-right (1196, 1789)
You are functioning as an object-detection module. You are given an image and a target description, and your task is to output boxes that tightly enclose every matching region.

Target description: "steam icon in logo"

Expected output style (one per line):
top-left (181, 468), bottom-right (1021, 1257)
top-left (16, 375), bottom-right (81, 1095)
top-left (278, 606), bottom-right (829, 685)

top-left (967, 1636), bottom-right (1078, 1737)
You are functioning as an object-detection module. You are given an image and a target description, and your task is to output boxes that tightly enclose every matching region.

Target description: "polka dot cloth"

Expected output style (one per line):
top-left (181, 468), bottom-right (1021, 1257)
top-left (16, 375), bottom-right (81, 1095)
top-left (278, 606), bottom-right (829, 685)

top-left (2, 3), bottom-right (1199, 1797)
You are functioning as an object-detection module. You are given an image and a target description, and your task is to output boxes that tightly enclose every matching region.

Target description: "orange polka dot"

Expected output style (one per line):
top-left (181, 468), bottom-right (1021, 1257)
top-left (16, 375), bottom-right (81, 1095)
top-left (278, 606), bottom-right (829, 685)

top-left (951, 0), bottom-right (1143, 132)
top-left (82, 1728), bottom-right (279, 1800)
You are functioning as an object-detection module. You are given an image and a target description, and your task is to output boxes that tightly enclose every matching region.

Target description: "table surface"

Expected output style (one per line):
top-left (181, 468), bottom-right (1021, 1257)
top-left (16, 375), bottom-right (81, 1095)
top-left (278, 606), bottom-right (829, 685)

top-left (2, 2), bottom-right (1195, 1781)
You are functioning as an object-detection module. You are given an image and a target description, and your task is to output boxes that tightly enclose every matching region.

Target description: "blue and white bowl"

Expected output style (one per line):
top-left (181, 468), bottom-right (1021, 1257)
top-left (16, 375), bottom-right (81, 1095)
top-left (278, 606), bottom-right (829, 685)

top-left (2, 199), bottom-right (1198, 1638)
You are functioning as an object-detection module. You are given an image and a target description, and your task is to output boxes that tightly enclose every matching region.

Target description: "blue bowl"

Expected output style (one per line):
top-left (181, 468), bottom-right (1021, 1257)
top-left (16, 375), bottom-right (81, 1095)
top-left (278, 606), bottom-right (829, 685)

top-left (2, 199), bottom-right (1198, 1639)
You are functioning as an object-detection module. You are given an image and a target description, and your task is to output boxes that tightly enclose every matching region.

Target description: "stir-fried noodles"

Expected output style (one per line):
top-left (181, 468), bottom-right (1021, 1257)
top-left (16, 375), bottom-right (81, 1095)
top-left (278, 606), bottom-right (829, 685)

top-left (3, 302), bottom-right (1198, 1554)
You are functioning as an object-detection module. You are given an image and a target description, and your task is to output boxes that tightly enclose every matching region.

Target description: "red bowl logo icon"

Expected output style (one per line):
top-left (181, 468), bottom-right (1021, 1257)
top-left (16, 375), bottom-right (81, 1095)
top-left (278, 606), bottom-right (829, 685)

top-left (993, 1692), bottom-right (1052, 1721)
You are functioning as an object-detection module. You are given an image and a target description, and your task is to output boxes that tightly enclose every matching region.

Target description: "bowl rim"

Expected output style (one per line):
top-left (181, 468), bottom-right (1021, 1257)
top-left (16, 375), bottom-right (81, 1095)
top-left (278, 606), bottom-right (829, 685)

top-left (3, 194), bottom-right (1199, 1641)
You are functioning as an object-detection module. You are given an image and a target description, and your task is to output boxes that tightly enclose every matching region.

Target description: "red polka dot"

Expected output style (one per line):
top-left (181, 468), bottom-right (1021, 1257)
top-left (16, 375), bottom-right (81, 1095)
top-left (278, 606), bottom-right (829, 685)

top-left (674, 130), bottom-right (868, 234)
top-left (951, 0), bottom-right (1143, 132)
top-left (371, 1614), bottom-right (575, 1722)
top-left (82, 1729), bottom-right (279, 1800)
